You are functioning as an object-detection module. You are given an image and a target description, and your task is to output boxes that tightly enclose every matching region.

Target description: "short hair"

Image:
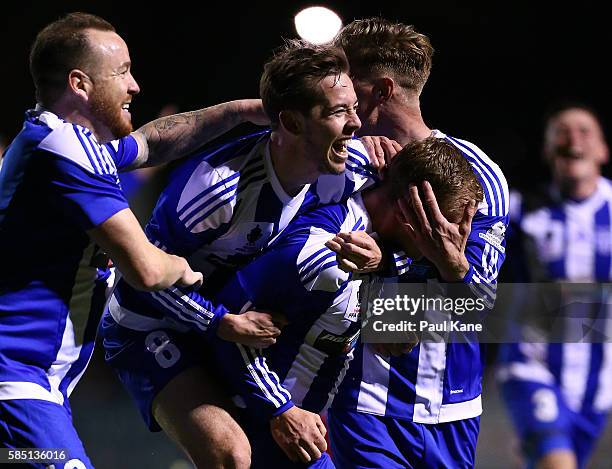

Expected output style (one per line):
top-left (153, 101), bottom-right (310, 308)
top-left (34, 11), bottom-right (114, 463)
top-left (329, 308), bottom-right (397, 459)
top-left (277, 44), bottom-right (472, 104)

top-left (335, 17), bottom-right (433, 94)
top-left (30, 12), bottom-right (115, 107)
top-left (542, 100), bottom-right (606, 135)
top-left (260, 39), bottom-right (349, 127)
top-left (387, 137), bottom-right (483, 220)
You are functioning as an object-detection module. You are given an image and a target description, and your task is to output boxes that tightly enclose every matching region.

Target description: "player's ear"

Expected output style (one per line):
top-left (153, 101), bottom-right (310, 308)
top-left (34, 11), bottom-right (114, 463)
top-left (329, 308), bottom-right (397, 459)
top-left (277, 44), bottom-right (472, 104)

top-left (279, 110), bottom-right (304, 135)
top-left (597, 140), bottom-right (609, 165)
top-left (68, 69), bottom-right (94, 101)
top-left (372, 77), bottom-right (394, 103)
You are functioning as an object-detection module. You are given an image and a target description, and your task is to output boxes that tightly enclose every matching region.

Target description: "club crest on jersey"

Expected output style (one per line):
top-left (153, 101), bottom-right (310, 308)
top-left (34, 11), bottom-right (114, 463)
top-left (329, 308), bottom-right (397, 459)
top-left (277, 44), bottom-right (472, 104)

top-left (479, 221), bottom-right (506, 253)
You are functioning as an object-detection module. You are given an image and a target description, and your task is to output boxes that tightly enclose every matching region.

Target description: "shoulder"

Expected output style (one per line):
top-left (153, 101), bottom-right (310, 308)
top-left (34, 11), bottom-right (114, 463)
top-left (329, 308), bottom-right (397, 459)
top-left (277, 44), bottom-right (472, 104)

top-left (347, 138), bottom-right (371, 164)
top-left (172, 132), bottom-right (268, 234)
top-left (295, 226), bottom-right (350, 293)
top-left (33, 111), bottom-right (117, 176)
top-left (439, 131), bottom-right (509, 218)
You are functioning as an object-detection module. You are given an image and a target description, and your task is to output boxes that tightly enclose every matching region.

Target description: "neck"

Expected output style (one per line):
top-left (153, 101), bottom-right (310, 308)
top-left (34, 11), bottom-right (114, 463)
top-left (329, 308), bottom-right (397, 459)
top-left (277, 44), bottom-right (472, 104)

top-left (558, 176), bottom-right (600, 200)
top-left (269, 133), bottom-right (318, 197)
top-left (48, 100), bottom-right (111, 143)
top-left (369, 97), bottom-right (431, 146)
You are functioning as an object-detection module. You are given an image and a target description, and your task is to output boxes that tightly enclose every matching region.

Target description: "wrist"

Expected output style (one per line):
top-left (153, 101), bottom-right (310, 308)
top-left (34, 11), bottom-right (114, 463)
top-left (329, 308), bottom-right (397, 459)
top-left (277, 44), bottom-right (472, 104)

top-left (217, 313), bottom-right (237, 340)
top-left (439, 257), bottom-right (470, 282)
top-left (271, 401), bottom-right (296, 420)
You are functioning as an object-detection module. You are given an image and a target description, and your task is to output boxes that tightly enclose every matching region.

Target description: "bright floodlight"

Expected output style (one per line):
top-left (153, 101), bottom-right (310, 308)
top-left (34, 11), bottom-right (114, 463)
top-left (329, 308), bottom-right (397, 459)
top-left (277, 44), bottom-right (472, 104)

top-left (294, 6), bottom-right (342, 45)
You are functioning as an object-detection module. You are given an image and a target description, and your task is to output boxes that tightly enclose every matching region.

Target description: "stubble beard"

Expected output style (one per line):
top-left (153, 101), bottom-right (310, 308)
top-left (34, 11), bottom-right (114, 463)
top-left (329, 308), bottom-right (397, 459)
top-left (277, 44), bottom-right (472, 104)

top-left (89, 86), bottom-right (132, 140)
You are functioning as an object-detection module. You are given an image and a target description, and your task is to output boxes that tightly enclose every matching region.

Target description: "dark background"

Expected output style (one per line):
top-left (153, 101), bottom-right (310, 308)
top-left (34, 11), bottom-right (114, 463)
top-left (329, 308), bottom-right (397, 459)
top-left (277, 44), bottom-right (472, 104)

top-left (2, 1), bottom-right (610, 191)
top-left (2, 1), bottom-right (611, 467)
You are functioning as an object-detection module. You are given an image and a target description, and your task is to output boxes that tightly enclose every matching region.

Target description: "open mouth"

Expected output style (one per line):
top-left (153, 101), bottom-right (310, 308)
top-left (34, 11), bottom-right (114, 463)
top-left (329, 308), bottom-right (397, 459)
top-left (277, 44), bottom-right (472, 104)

top-left (331, 138), bottom-right (351, 159)
top-left (121, 102), bottom-right (131, 115)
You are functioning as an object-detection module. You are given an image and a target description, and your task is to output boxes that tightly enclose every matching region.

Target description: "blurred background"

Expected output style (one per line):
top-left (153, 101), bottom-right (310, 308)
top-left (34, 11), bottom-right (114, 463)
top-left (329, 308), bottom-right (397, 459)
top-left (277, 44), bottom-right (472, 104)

top-left (2, 1), bottom-right (610, 467)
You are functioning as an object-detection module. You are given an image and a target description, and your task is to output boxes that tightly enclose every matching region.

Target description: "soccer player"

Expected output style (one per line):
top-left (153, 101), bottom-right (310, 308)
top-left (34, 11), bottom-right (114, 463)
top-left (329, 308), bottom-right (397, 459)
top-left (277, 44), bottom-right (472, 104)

top-left (321, 18), bottom-right (509, 468)
top-left (0, 12), bottom-right (272, 468)
top-left (101, 40), bottom-right (381, 468)
top-left (209, 137), bottom-right (483, 468)
top-left (497, 103), bottom-right (612, 469)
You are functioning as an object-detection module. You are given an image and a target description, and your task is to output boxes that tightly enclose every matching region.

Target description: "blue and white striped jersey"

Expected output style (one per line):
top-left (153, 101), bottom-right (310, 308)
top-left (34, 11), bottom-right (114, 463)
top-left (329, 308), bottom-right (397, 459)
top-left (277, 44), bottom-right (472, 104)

top-left (210, 195), bottom-right (370, 420)
top-left (331, 131), bottom-right (509, 424)
top-left (497, 178), bottom-right (612, 415)
top-left (107, 131), bottom-right (375, 338)
top-left (0, 108), bottom-right (138, 405)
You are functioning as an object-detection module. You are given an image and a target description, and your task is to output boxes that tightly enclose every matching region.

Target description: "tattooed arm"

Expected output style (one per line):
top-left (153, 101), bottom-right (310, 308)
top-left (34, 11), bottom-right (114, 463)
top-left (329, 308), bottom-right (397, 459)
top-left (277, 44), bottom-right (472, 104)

top-left (127, 99), bottom-right (267, 169)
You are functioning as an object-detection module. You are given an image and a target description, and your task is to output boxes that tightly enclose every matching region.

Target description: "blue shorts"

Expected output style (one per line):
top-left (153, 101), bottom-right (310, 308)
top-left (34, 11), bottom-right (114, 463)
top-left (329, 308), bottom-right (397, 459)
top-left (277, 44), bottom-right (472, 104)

top-left (240, 411), bottom-right (335, 469)
top-left (0, 399), bottom-right (93, 468)
top-left (501, 379), bottom-right (609, 468)
top-left (327, 408), bottom-right (479, 468)
top-left (101, 313), bottom-right (205, 431)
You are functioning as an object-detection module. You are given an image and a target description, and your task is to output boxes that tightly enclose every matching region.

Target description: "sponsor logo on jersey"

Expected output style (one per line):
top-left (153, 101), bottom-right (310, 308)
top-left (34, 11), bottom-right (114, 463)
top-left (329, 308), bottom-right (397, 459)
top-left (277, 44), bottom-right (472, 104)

top-left (479, 221), bottom-right (506, 253)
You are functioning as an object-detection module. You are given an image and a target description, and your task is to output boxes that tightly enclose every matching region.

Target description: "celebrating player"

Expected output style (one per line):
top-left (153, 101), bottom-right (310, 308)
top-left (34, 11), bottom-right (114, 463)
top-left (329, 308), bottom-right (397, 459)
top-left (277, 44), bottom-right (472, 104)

top-left (0, 12), bottom-right (267, 467)
top-left (323, 18), bottom-right (509, 468)
top-left (101, 40), bottom-right (382, 468)
top-left (497, 103), bottom-right (612, 469)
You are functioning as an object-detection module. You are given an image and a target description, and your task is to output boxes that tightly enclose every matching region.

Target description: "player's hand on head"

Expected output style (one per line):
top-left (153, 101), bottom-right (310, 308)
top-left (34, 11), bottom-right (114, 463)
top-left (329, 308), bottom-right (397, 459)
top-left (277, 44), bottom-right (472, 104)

top-left (270, 406), bottom-right (327, 464)
top-left (217, 311), bottom-right (282, 348)
top-left (360, 136), bottom-right (402, 177)
top-left (396, 181), bottom-right (475, 281)
top-left (325, 231), bottom-right (382, 273)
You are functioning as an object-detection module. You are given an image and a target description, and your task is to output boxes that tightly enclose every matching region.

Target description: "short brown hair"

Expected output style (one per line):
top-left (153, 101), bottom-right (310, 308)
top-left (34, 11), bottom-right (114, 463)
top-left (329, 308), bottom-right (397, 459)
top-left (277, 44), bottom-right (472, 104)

top-left (387, 137), bottom-right (483, 220)
top-left (335, 17), bottom-right (433, 94)
top-left (260, 39), bottom-right (349, 127)
top-left (30, 12), bottom-right (115, 106)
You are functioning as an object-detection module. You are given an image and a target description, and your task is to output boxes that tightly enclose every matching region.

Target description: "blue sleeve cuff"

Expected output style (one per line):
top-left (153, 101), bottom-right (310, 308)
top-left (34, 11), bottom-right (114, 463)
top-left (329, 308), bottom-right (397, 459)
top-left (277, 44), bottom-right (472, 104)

top-left (206, 303), bottom-right (229, 340)
top-left (270, 401), bottom-right (295, 419)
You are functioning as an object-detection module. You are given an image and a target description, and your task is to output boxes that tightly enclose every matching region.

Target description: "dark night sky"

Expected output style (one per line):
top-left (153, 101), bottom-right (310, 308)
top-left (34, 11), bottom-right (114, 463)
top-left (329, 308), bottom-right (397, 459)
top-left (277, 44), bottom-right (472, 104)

top-left (2, 1), bottom-right (609, 188)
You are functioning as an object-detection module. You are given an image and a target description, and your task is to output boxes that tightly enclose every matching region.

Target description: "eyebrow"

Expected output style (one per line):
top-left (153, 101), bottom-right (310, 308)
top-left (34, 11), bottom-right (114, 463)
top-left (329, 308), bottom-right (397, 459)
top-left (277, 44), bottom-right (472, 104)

top-left (327, 100), bottom-right (359, 111)
top-left (115, 61), bottom-right (131, 71)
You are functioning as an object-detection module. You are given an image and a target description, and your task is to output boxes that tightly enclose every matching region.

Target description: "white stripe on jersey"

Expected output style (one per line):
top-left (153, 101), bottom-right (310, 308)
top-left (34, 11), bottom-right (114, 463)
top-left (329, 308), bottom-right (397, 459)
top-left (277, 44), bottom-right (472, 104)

top-left (594, 343), bottom-right (612, 411)
top-left (46, 242), bottom-right (97, 398)
top-left (237, 345), bottom-right (290, 408)
top-left (443, 133), bottom-right (509, 218)
top-left (0, 382), bottom-right (64, 404)
top-left (37, 111), bottom-right (121, 176)
top-left (356, 346), bottom-right (391, 416)
top-left (281, 345), bottom-right (321, 406)
top-left (560, 343), bottom-right (591, 412)
top-left (413, 340), bottom-right (448, 424)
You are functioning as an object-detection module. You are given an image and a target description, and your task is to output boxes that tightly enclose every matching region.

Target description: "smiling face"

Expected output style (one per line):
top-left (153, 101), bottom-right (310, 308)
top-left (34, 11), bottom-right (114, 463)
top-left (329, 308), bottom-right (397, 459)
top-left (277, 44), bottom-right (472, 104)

top-left (85, 29), bottom-right (140, 142)
top-left (545, 108), bottom-right (609, 186)
top-left (301, 72), bottom-right (361, 175)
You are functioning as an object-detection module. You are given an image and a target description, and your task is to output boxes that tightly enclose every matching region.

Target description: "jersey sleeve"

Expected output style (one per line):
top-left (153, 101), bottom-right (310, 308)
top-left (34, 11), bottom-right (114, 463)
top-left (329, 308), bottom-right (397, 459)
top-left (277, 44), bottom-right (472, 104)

top-left (105, 134), bottom-right (139, 171)
top-left (462, 211), bottom-right (509, 307)
top-left (108, 153), bottom-right (241, 338)
top-left (47, 153), bottom-right (129, 230)
top-left (210, 223), bottom-right (349, 420)
top-left (144, 157), bottom-right (237, 256)
top-left (111, 279), bottom-right (228, 340)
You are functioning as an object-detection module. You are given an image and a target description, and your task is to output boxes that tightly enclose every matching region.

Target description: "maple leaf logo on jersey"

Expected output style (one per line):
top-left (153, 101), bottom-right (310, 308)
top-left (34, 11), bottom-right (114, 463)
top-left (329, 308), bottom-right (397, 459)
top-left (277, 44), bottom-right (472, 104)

top-left (247, 225), bottom-right (263, 244)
